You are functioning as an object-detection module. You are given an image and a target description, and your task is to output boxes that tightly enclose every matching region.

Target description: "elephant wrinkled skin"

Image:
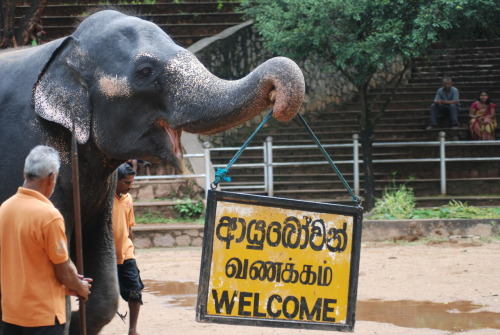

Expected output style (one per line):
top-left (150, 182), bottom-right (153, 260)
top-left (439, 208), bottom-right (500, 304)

top-left (0, 9), bottom-right (304, 334)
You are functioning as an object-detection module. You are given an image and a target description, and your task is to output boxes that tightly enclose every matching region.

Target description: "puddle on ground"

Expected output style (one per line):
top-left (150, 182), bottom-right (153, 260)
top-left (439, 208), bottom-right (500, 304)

top-left (357, 299), bottom-right (500, 332)
top-left (142, 280), bottom-right (500, 331)
top-left (143, 280), bottom-right (198, 308)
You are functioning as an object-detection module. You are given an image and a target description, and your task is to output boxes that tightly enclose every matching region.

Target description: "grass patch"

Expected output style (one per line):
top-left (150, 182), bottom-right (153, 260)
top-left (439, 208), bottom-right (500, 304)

top-left (136, 211), bottom-right (204, 225)
top-left (370, 178), bottom-right (500, 220)
top-left (409, 202), bottom-right (500, 219)
top-left (136, 197), bottom-right (204, 224)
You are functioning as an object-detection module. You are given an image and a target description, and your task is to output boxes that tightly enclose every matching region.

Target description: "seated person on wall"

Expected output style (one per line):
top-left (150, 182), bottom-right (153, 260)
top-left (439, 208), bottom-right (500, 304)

top-left (427, 77), bottom-right (460, 129)
top-left (469, 89), bottom-right (497, 140)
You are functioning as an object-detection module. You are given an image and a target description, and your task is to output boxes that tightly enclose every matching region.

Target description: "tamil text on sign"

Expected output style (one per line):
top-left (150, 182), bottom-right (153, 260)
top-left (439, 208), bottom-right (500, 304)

top-left (197, 191), bottom-right (363, 332)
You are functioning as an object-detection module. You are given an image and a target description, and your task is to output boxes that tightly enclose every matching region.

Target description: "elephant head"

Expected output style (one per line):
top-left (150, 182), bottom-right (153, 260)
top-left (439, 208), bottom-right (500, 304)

top-left (32, 10), bottom-right (305, 171)
top-left (5, 9), bottom-right (307, 334)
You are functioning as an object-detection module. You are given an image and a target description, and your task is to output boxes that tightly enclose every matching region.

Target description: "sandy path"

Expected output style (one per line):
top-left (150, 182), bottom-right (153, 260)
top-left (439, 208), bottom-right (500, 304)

top-left (98, 240), bottom-right (500, 335)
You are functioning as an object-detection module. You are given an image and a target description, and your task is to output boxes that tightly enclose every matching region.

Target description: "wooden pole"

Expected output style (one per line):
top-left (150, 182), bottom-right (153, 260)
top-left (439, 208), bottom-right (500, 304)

top-left (71, 124), bottom-right (87, 335)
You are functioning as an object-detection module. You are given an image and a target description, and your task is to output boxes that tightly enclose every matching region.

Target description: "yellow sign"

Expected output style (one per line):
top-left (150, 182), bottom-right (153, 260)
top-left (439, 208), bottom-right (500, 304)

top-left (197, 191), bottom-right (362, 332)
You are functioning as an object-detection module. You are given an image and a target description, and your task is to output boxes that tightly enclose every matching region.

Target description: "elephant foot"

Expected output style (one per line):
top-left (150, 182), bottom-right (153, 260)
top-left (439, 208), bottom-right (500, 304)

top-left (70, 303), bottom-right (117, 335)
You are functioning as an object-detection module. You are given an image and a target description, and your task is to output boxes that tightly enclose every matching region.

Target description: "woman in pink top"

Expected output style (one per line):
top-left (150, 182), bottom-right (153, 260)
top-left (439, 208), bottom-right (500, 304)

top-left (469, 90), bottom-right (497, 140)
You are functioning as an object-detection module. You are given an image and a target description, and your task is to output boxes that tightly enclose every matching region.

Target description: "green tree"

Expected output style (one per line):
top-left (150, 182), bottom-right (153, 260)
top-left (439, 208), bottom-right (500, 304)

top-left (240, 0), bottom-right (500, 210)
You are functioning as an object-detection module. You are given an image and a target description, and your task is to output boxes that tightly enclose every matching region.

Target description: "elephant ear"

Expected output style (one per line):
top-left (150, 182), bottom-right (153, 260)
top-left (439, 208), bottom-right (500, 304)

top-left (32, 36), bottom-right (91, 144)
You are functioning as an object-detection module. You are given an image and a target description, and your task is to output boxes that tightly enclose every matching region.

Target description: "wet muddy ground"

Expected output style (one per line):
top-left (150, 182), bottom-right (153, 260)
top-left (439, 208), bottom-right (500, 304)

top-left (99, 240), bottom-right (500, 335)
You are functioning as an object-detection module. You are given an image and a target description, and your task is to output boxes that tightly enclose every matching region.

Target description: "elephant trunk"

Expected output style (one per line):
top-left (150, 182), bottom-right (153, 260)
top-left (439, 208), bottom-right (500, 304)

top-left (164, 51), bottom-right (305, 135)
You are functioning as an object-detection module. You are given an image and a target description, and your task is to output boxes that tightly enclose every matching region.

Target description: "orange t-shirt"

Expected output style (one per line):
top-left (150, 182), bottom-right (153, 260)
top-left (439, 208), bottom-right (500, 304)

top-left (112, 193), bottom-right (135, 264)
top-left (0, 187), bottom-right (68, 327)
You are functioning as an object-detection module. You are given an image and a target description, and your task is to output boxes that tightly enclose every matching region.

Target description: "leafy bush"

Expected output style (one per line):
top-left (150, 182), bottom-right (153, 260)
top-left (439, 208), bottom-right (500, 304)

top-left (372, 183), bottom-right (415, 219)
top-left (371, 181), bottom-right (500, 220)
top-left (175, 199), bottom-right (204, 220)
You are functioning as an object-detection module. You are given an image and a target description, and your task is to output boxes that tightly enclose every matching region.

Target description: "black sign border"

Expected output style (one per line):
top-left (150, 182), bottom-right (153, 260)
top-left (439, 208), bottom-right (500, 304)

top-left (196, 190), bottom-right (363, 332)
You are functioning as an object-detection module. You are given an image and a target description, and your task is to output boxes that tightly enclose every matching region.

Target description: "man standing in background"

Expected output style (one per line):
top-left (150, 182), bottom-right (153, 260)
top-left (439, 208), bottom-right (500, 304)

top-left (113, 163), bottom-right (144, 335)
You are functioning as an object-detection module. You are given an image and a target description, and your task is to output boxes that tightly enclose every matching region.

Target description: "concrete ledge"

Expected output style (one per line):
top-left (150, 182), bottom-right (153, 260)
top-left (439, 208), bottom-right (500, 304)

top-left (362, 218), bottom-right (500, 241)
top-left (133, 224), bottom-right (204, 249)
top-left (132, 219), bottom-right (500, 249)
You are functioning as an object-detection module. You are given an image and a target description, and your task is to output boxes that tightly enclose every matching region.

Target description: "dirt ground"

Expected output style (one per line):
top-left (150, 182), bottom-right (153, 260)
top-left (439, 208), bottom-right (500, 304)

top-left (98, 239), bottom-right (500, 335)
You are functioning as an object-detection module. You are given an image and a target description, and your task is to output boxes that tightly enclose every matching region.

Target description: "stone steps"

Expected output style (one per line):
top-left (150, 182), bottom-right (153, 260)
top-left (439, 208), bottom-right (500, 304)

top-left (213, 147), bottom-right (500, 177)
top-left (409, 75), bottom-right (500, 85)
top-left (16, 1), bottom-right (245, 47)
top-left (412, 68), bottom-right (500, 78)
top-left (18, 2), bottom-right (242, 17)
top-left (365, 89), bottom-right (500, 100)
top-left (35, 12), bottom-right (243, 26)
top-left (129, 177), bottom-right (204, 217)
top-left (413, 62), bottom-right (500, 72)
top-left (208, 39), bottom-right (500, 203)
top-left (244, 126), bottom-right (473, 144)
top-left (216, 178), bottom-right (500, 205)
top-left (414, 55), bottom-right (500, 66)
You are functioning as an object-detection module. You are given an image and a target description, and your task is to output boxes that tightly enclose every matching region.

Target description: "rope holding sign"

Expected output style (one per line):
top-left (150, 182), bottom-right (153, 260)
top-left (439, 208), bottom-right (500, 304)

top-left (211, 168), bottom-right (231, 189)
top-left (211, 109), bottom-right (273, 188)
top-left (211, 110), bottom-right (361, 206)
top-left (297, 113), bottom-right (361, 205)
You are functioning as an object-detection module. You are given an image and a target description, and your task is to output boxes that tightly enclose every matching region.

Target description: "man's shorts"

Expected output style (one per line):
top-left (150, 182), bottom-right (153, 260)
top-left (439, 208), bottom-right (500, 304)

top-left (117, 258), bottom-right (144, 303)
top-left (2, 320), bottom-right (64, 335)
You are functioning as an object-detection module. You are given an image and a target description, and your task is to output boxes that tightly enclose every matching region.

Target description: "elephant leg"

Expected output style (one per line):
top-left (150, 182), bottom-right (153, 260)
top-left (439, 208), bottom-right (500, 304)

top-left (69, 218), bottom-right (119, 335)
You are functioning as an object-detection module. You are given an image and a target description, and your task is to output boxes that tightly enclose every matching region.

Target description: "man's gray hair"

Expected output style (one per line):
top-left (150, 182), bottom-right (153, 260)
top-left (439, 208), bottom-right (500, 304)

top-left (24, 145), bottom-right (61, 179)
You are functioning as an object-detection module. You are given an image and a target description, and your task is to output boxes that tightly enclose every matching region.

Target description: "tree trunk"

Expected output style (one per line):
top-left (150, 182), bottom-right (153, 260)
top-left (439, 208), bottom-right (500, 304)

top-left (15, 0), bottom-right (48, 46)
top-left (0, 0), bottom-right (3, 38)
top-left (356, 62), bottom-right (411, 211)
top-left (0, 0), bottom-right (47, 48)
top-left (360, 128), bottom-right (375, 210)
top-left (0, 0), bottom-right (16, 48)
top-left (358, 82), bottom-right (375, 211)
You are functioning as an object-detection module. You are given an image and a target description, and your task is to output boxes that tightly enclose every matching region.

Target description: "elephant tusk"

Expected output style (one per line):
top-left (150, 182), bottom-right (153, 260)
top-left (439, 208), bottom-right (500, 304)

top-left (156, 119), bottom-right (183, 159)
top-left (269, 90), bottom-right (277, 103)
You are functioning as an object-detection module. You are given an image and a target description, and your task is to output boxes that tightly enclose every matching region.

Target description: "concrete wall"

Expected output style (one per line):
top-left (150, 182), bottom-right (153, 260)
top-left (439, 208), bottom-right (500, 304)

top-left (362, 218), bottom-right (500, 242)
top-left (133, 225), bottom-right (204, 249)
top-left (132, 218), bottom-right (500, 249)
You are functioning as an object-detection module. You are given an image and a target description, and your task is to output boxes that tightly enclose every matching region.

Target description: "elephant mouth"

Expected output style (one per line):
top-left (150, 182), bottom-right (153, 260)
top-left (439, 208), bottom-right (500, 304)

top-left (157, 119), bottom-right (182, 160)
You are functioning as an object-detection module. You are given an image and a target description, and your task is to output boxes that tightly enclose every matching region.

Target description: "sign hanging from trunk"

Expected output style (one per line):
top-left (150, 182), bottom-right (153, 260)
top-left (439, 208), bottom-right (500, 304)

top-left (196, 190), bottom-right (363, 332)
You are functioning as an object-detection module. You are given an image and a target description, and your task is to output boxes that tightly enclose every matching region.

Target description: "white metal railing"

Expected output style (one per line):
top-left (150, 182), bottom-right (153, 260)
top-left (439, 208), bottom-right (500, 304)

top-left (136, 132), bottom-right (500, 199)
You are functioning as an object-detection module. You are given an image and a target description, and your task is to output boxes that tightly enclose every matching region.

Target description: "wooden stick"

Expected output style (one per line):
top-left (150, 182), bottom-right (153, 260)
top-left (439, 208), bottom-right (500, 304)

top-left (71, 123), bottom-right (86, 335)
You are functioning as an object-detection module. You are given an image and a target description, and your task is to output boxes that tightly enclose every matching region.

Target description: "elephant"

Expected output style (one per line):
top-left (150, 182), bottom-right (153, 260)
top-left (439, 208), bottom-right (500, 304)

top-left (0, 9), bottom-right (304, 334)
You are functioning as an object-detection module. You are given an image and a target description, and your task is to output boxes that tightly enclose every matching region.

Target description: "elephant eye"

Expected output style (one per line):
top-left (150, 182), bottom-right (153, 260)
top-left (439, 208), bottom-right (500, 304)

top-left (133, 62), bottom-right (159, 88)
top-left (137, 66), bottom-right (153, 78)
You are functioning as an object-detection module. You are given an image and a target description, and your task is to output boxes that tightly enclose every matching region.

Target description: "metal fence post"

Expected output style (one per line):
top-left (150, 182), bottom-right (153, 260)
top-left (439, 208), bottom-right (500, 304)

top-left (266, 136), bottom-right (274, 197)
top-left (352, 134), bottom-right (360, 195)
top-left (203, 141), bottom-right (212, 199)
top-left (439, 132), bottom-right (447, 195)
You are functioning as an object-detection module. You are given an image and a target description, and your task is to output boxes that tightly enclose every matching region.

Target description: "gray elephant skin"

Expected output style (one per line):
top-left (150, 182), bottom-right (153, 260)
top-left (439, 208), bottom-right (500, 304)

top-left (0, 9), bottom-right (304, 334)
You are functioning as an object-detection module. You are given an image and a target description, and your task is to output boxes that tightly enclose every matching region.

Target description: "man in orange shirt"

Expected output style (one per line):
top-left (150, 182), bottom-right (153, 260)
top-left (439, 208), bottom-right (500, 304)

top-left (0, 145), bottom-right (92, 335)
top-left (112, 163), bottom-right (144, 335)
